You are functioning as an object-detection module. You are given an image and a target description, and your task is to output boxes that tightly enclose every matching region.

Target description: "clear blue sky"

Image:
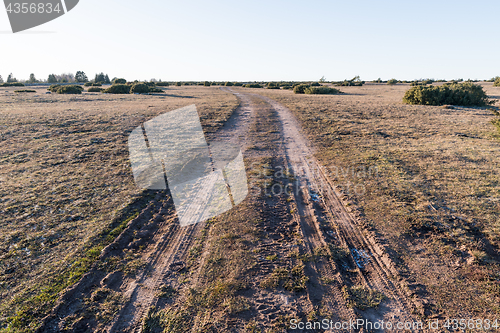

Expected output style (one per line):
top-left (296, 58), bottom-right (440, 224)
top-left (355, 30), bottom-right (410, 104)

top-left (1, 0), bottom-right (499, 82)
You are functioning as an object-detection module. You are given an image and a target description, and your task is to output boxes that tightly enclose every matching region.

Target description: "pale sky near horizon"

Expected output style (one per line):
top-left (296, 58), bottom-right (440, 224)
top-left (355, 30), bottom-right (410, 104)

top-left (0, 0), bottom-right (499, 82)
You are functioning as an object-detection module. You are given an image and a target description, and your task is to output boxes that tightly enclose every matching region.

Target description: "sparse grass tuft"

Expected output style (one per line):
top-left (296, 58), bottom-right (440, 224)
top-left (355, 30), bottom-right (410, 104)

top-left (260, 263), bottom-right (309, 292)
top-left (342, 285), bottom-right (386, 310)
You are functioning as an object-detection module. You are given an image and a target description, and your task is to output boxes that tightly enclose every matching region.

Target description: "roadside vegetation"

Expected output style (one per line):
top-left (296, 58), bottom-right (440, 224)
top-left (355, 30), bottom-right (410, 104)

top-left (403, 82), bottom-right (494, 106)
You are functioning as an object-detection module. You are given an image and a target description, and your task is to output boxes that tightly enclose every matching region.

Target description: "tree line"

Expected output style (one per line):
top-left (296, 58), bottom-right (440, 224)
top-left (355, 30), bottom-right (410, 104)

top-left (0, 71), bottom-right (112, 84)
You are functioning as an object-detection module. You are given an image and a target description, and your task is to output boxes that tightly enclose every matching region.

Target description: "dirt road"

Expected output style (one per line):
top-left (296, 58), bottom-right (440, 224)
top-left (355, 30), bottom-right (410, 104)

top-left (38, 88), bottom-right (423, 332)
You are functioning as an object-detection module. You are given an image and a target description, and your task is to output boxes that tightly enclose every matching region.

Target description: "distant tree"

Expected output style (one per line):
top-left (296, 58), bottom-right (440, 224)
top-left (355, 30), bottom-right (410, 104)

top-left (56, 73), bottom-right (74, 83)
top-left (104, 74), bottom-right (111, 84)
top-left (319, 76), bottom-right (326, 83)
top-left (75, 71), bottom-right (88, 83)
top-left (0, 75), bottom-right (3, 83)
top-left (48, 74), bottom-right (58, 83)
top-left (7, 73), bottom-right (17, 83)
top-left (28, 73), bottom-right (37, 83)
top-left (94, 73), bottom-right (106, 84)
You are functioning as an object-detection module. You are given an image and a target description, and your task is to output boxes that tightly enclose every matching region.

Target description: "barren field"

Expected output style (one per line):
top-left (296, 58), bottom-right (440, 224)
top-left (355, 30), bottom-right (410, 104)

top-left (1, 83), bottom-right (500, 332)
top-left (260, 83), bottom-right (500, 319)
top-left (0, 86), bottom-right (239, 331)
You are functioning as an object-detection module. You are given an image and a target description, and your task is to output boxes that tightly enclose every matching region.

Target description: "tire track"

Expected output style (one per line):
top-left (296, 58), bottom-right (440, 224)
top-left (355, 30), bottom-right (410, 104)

top-left (246, 92), bottom-right (423, 331)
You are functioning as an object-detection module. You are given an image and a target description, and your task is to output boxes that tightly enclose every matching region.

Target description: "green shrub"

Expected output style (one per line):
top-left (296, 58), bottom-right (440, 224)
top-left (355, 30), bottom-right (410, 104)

top-left (57, 85), bottom-right (83, 94)
top-left (14, 89), bottom-right (36, 93)
top-left (293, 84), bottom-right (310, 94)
top-left (148, 87), bottom-right (164, 93)
top-left (48, 84), bottom-right (61, 92)
top-left (244, 84), bottom-right (262, 88)
top-left (203, 81), bottom-right (211, 87)
top-left (373, 78), bottom-right (383, 83)
top-left (304, 86), bottom-right (342, 95)
top-left (130, 83), bottom-right (150, 94)
top-left (87, 87), bottom-right (104, 93)
top-left (156, 82), bottom-right (169, 86)
top-left (104, 84), bottom-right (131, 94)
top-left (113, 78), bottom-right (127, 85)
top-left (310, 82), bottom-right (321, 87)
top-left (176, 82), bottom-right (182, 86)
top-left (387, 79), bottom-right (398, 85)
top-left (224, 82), bottom-right (233, 86)
top-left (403, 82), bottom-right (493, 106)
top-left (1, 82), bottom-right (25, 87)
top-left (494, 77), bottom-right (500, 87)
top-left (84, 82), bottom-right (102, 87)
top-left (233, 82), bottom-right (243, 86)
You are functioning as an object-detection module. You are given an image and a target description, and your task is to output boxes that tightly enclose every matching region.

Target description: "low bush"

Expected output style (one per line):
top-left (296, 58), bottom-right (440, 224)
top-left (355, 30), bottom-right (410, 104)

top-left (387, 79), bottom-right (399, 85)
top-left (130, 83), bottom-right (150, 94)
top-left (403, 82), bottom-right (493, 106)
top-left (48, 84), bottom-right (61, 92)
top-left (156, 82), bottom-right (169, 86)
top-left (293, 84), bottom-right (310, 94)
top-left (84, 82), bottom-right (102, 87)
top-left (113, 78), bottom-right (127, 85)
top-left (244, 84), bottom-right (262, 88)
top-left (57, 85), bottom-right (83, 94)
top-left (224, 82), bottom-right (233, 86)
top-left (373, 78), bottom-right (383, 83)
top-left (494, 77), bottom-right (500, 87)
top-left (148, 87), bottom-right (164, 93)
top-left (310, 82), bottom-right (321, 87)
top-left (14, 89), bottom-right (36, 93)
top-left (203, 81), bottom-right (211, 87)
top-left (233, 82), bottom-right (243, 86)
top-left (104, 84), bottom-right (131, 94)
top-left (176, 82), bottom-right (182, 86)
top-left (1, 82), bottom-right (25, 87)
top-left (304, 86), bottom-right (342, 95)
top-left (87, 87), bottom-right (104, 93)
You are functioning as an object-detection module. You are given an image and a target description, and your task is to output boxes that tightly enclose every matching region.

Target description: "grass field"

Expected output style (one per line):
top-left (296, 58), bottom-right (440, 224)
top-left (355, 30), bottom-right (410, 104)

top-left (0, 86), bottom-right (238, 330)
top-left (259, 82), bottom-right (500, 318)
top-left (2, 82), bottom-right (500, 331)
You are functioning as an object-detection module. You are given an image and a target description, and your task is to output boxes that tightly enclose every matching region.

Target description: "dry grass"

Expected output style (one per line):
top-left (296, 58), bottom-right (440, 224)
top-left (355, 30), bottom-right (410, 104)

top-left (0, 86), bottom-right (238, 329)
top-left (258, 83), bottom-right (500, 318)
